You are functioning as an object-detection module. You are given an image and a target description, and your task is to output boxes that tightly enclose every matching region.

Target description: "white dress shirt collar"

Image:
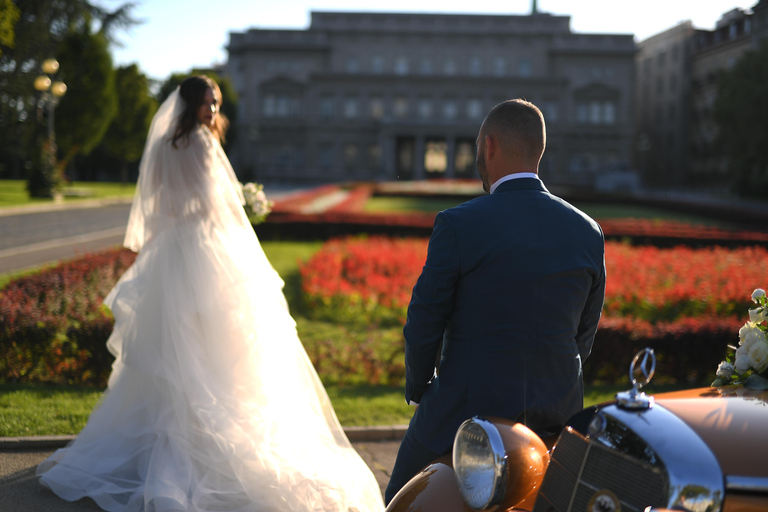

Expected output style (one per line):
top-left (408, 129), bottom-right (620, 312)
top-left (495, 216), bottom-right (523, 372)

top-left (489, 173), bottom-right (540, 194)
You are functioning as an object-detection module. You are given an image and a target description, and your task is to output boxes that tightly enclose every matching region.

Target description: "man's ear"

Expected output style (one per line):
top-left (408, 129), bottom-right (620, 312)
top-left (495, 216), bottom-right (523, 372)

top-left (484, 134), bottom-right (495, 161)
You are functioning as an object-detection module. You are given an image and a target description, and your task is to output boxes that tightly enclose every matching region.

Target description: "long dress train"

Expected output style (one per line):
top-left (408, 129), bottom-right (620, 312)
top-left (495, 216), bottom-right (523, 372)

top-left (36, 90), bottom-right (385, 512)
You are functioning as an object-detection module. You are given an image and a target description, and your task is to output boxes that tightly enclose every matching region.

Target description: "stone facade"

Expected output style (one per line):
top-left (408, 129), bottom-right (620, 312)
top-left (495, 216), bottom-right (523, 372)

top-left (635, 22), bottom-right (697, 188)
top-left (634, 6), bottom-right (759, 191)
top-left (225, 10), bottom-right (635, 186)
top-left (690, 9), bottom-right (754, 187)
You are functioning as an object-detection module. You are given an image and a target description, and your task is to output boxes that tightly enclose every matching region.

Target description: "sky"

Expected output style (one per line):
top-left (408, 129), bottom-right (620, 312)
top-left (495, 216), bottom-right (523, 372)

top-left (102, 0), bottom-right (758, 81)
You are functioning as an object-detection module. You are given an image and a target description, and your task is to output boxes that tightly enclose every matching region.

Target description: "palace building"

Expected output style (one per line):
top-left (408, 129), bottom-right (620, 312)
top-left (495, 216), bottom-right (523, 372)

top-left (225, 5), bottom-right (635, 187)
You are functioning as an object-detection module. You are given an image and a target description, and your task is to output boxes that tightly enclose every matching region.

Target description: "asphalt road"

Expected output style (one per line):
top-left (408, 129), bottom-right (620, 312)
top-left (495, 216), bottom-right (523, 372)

top-left (0, 440), bottom-right (401, 511)
top-left (0, 202), bottom-right (131, 274)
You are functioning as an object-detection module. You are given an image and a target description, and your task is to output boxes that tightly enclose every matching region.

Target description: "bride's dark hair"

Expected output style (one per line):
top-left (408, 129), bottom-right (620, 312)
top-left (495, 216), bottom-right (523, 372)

top-left (172, 75), bottom-right (230, 148)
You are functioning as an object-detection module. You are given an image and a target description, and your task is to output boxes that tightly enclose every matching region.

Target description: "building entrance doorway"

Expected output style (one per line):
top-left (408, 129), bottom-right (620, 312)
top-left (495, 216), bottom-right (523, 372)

top-left (396, 137), bottom-right (415, 180)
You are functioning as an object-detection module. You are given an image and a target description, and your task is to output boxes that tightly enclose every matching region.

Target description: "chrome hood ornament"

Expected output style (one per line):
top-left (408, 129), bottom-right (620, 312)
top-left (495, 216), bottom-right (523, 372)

top-left (616, 348), bottom-right (656, 410)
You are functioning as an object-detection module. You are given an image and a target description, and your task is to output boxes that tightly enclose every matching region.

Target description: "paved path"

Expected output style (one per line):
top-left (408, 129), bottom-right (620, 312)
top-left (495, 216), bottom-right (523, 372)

top-left (0, 202), bottom-right (131, 274)
top-left (0, 439), bottom-right (400, 511)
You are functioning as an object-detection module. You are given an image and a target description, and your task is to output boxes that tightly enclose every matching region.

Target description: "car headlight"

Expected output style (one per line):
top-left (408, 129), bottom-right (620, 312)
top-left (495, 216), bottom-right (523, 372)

top-left (452, 417), bottom-right (507, 511)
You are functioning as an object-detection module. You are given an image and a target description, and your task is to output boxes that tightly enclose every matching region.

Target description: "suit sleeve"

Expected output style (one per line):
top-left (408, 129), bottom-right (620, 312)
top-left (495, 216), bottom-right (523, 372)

top-left (575, 230), bottom-right (606, 363)
top-left (404, 211), bottom-right (460, 404)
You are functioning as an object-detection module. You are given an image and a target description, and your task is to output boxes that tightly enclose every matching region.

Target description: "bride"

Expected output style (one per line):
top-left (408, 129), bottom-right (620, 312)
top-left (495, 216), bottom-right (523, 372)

top-left (36, 76), bottom-right (385, 512)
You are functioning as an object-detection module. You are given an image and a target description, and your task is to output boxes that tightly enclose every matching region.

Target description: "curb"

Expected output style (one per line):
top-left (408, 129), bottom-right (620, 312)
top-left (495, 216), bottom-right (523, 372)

top-left (0, 426), bottom-right (408, 451)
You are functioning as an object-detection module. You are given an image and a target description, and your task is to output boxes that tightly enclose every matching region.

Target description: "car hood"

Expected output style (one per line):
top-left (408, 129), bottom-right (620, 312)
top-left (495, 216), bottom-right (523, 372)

top-left (655, 387), bottom-right (768, 478)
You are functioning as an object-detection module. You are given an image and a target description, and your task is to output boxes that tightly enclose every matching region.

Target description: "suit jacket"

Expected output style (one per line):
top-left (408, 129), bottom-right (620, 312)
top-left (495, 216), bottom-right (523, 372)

top-left (404, 178), bottom-right (606, 453)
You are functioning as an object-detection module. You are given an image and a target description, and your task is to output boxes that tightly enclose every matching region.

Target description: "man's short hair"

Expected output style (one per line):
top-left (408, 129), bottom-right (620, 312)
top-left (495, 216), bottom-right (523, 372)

top-left (481, 99), bottom-right (546, 166)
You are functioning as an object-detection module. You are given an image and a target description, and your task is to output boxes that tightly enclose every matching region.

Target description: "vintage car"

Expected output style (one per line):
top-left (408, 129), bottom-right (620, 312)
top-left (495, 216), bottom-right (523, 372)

top-left (385, 348), bottom-right (768, 512)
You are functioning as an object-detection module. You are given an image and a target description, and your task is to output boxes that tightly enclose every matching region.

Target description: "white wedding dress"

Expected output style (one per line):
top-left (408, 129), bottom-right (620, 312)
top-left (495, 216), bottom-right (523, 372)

top-left (36, 90), bottom-right (385, 512)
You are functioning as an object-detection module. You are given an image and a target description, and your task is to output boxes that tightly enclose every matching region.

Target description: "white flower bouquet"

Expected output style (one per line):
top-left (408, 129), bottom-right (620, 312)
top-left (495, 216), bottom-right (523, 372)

top-left (241, 182), bottom-right (274, 225)
top-left (712, 288), bottom-right (768, 389)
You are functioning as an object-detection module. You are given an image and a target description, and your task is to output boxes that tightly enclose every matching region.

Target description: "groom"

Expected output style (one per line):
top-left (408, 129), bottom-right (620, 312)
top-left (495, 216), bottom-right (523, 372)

top-left (384, 99), bottom-right (606, 503)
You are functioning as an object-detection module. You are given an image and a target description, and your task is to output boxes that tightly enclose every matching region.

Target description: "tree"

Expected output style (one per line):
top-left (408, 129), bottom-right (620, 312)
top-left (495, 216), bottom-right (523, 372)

top-left (0, 0), bottom-right (20, 57)
top-left (54, 27), bottom-right (117, 174)
top-left (99, 64), bottom-right (157, 183)
top-left (714, 41), bottom-right (768, 196)
top-left (159, 69), bottom-right (239, 152)
top-left (0, 0), bottom-right (138, 193)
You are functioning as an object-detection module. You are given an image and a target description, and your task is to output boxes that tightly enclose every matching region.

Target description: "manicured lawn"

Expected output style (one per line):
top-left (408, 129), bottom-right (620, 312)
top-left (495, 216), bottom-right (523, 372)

top-left (0, 180), bottom-right (135, 208)
top-left (0, 382), bottom-right (695, 436)
top-left (364, 195), bottom-right (733, 227)
top-left (365, 196), bottom-right (469, 213)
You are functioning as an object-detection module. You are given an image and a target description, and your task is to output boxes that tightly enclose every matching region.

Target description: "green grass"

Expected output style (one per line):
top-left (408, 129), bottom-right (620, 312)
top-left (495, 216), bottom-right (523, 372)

top-left (0, 179), bottom-right (135, 208)
top-left (0, 382), bottom-right (699, 436)
top-left (364, 195), bottom-right (735, 227)
top-left (365, 196), bottom-right (469, 213)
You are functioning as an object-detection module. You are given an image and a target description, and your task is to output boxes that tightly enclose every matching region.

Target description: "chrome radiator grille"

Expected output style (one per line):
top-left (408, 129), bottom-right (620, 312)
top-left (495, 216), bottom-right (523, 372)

top-left (533, 427), bottom-right (667, 512)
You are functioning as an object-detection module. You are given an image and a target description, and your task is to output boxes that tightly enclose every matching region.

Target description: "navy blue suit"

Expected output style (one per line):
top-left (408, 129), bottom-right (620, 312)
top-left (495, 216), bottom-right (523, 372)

top-left (386, 177), bottom-right (605, 502)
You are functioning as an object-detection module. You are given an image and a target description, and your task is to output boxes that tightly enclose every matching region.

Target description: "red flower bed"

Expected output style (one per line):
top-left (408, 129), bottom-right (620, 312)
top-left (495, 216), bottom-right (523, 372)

top-left (0, 248), bottom-right (136, 385)
top-left (271, 184), bottom-right (341, 213)
top-left (603, 243), bottom-right (765, 320)
top-left (300, 236), bottom-right (767, 324)
top-left (298, 235), bottom-right (765, 383)
top-left (299, 236), bottom-right (427, 326)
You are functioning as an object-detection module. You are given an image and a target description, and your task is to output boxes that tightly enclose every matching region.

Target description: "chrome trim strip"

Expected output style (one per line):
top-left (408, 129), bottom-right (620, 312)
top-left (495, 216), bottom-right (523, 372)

top-left (726, 476), bottom-right (768, 493)
top-left (602, 403), bottom-right (724, 512)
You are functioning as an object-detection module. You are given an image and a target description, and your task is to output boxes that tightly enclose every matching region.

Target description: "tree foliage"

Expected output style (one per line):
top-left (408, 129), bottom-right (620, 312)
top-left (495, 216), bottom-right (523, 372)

top-left (54, 28), bottom-right (117, 169)
top-left (101, 64), bottom-right (157, 164)
top-left (0, 0), bottom-right (138, 188)
top-left (159, 69), bottom-right (239, 151)
top-left (714, 40), bottom-right (768, 196)
top-left (0, 0), bottom-right (20, 56)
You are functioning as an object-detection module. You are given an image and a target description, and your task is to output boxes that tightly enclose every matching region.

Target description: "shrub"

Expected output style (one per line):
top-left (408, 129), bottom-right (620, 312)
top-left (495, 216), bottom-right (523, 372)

top-left (0, 249), bottom-right (135, 385)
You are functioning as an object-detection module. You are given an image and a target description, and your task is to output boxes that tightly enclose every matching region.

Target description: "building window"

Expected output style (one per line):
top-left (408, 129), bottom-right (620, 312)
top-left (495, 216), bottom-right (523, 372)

top-left (368, 144), bottom-right (382, 168)
top-left (493, 57), bottom-right (507, 76)
top-left (603, 102), bottom-right (616, 124)
top-left (319, 96), bottom-right (334, 119)
top-left (318, 144), bottom-right (334, 170)
top-left (421, 58), bottom-right (433, 75)
top-left (469, 57), bottom-right (482, 76)
top-left (344, 144), bottom-right (358, 168)
top-left (343, 97), bottom-right (358, 118)
top-left (395, 56), bottom-right (409, 75)
top-left (369, 97), bottom-right (384, 119)
top-left (443, 101), bottom-right (457, 120)
top-left (263, 95), bottom-right (276, 117)
top-left (541, 101), bottom-right (559, 123)
top-left (729, 23), bottom-right (737, 39)
top-left (444, 58), bottom-right (457, 75)
top-left (424, 140), bottom-right (447, 173)
top-left (419, 99), bottom-right (433, 119)
top-left (394, 96), bottom-right (409, 118)
top-left (347, 57), bottom-right (359, 74)
top-left (576, 101), bottom-right (617, 125)
top-left (467, 99), bottom-right (483, 119)
top-left (518, 58), bottom-right (531, 77)
top-left (372, 55), bottom-right (384, 74)
top-left (576, 104), bottom-right (588, 124)
top-left (276, 96), bottom-right (290, 117)
top-left (589, 102), bottom-right (601, 124)
top-left (455, 140), bottom-right (475, 174)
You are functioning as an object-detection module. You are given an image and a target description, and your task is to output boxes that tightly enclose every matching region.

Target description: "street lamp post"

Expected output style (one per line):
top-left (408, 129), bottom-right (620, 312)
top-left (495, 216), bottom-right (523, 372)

top-left (31, 58), bottom-right (67, 199)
